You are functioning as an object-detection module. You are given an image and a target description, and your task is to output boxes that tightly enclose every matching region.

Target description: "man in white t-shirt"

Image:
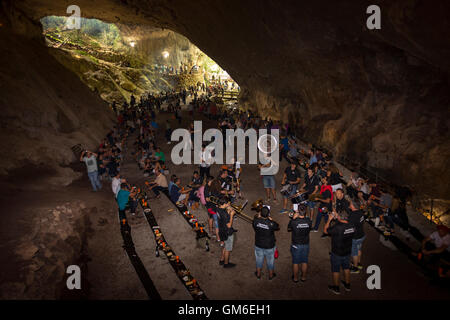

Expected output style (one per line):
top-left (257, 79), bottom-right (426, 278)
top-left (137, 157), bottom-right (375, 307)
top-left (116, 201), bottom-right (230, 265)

top-left (111, 172), bottom-right (124, 198)
top-left (418, 225), bottom-right (450, 267)
top-left (147, 170), bottom-right (169, 198)
top-left (199, 145), bottom-right (212, 180)
top-left (427, 226), bottom-right (450, 253)
top-left (80, 150), bottom-right (102, 192)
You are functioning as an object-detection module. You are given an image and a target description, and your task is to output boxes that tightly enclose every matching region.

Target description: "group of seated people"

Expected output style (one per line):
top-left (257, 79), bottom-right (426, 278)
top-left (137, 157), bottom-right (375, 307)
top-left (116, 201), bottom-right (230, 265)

top-left (82, 115), bottom-right (141, 220)
top-left (96, 130), bottom-right (125, 181)
top-left (280, 151), bottom-right (405, 235)
top-left (161, 164), bottom-right (241, 240)
top-left (104, 88), bottom-right (450, 281)
top-left (167, 171), bottom-right (204, 210)
top-left (134, 125), bottom-right (167, 177)
top-left (277, 134), bottom-right (412, 236)
top-left (276, 139), bottom-right (449, 277)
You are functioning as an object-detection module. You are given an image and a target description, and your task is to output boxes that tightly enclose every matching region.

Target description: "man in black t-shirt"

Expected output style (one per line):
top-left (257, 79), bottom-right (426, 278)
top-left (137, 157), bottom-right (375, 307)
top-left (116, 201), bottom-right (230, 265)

top-left (191, 171), bottom-right (203, 190)
top-left (348, 199), bottom-right (366, 273)
top-left (216, 197), bottom-right (236, 268)
top-left (334, 188), bottom-right (349, 213)
top-left (252, 207), bottom-right (280, 280)
top-left (288, 205), bottom-right (312, 282)
top-left (219, 170), bottom-right (234, 199)
top-left (281, 163), bottom-right (301, 213)
top-left (324, 210), bottom-right (355, 295)
top-left (302, 167), bottom-right (320, 220)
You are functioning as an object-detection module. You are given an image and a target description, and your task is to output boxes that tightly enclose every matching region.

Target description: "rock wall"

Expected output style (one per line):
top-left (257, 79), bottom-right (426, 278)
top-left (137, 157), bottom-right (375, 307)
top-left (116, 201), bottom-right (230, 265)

top-left (2, 0), bottom-right (450, 199)
top-left (0, 201), bottom-right (91, 299)
top-left (118, 25), bottom-right (204, 69)
top-left (0, 5), bottom-right (115, 189)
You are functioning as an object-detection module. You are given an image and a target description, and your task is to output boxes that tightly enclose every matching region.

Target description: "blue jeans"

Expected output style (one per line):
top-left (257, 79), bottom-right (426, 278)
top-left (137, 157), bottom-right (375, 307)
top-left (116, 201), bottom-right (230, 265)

top-left (88, 171), bottom-right (102, 191)
top-left (212, 214), bottom-right (219, 229)
top-left (313, 209), bottom-right (328, 230)
top-left (255, 246), bottom-right (275, 271)
top-left (283, 184), bottom-right (298, 199)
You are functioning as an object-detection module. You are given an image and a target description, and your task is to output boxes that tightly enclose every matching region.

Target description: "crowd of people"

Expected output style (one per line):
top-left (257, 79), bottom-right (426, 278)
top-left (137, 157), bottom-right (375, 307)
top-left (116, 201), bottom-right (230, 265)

top-left (79, 84), bottom-right (449, 297)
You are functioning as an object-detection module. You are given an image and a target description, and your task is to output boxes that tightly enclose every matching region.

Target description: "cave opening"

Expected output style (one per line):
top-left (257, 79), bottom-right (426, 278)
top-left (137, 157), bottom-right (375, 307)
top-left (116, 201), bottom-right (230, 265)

top-left (40, 16), bottom-right (240, 106)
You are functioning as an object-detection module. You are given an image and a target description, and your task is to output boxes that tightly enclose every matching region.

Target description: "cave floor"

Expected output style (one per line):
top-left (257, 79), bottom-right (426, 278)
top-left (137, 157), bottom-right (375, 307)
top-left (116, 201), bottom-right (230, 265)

top-left (1, 100), bottom-right (449, 300)
top-left (89, 101), bottom-right (450, 300)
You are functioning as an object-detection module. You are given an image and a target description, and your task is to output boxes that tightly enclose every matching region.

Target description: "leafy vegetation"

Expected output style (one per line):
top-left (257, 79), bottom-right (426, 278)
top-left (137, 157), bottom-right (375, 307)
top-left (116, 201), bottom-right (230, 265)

top-left (41, 16), bottom-right (122, 48)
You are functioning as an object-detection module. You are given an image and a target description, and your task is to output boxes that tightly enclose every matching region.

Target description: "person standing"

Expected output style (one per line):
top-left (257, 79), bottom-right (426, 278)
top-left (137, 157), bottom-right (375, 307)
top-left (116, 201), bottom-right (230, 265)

top-left (252, 206), bottom-right (280, 280)
top-left (217, 197), bottom-right (237, 268)
top-left (204, 177), bottom-right (220, 240)
top-left (111, 172), bottom-right (124, 198)
top-left (324, 209), bottom-right (355, 294)
top-left (302, 167), bottom-right (319, 220)
top-left (281, 162), bottom-right (301, 213)
top-left (312, 176), bottom-right (333, 238)
top-left (280, 134), bottom-right (289, 163)
top-left (80, 150), bottom-right (102, 192)
top-left (288, 205), bottom-right (312, 282)
top-left (334, 189), bottom-right (349, 214)
top-left (199, 144), bottom-right (212, 180)
top-left (259, 154), bottom-right (278, 203)
top-left (348, 199), bottom-right (366, 273)
top-left (165, 119), bottom-right (172, 144)
top-left (117, 183), bottom-right (138, 218)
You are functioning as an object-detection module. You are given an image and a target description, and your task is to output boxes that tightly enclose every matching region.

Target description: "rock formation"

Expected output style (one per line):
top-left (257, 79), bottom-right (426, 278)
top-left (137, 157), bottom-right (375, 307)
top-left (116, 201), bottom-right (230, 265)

top-left (0, 201), bottom-right (91, 299)
top-left (0, 5), bottom-right (115, 190)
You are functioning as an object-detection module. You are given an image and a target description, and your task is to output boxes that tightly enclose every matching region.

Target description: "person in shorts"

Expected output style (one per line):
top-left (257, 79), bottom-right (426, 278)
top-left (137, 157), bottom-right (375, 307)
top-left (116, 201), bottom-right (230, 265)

top-left (204, 176), bottom-right (220, 240)
top-left (348, 199), bottom-right (366, 273)
top-left (216, 197), bottom-right (236, 268)
top-left (302, 167), bottom-right (319, 220)
top-left (281, 162), bottom-right (301, 213)
top-left (260, 155), bottom-right (278, 203)
top-left (288, 205), bottom-right (312, 282)
top-left (253, 206), bottom-right (280, 280)
top-left (324, 209), bottom-right (355, 294)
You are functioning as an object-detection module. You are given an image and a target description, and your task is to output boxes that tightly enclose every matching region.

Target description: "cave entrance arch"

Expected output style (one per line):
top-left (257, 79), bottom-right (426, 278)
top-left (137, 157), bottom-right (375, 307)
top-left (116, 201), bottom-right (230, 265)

top-left (40, 16), bottom-right (240, 106)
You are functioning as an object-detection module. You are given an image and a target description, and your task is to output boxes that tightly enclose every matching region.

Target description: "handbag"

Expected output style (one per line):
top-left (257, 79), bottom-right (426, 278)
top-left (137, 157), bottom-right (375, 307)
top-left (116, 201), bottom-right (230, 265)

top-left (274, 248), bottom-right (279, 259)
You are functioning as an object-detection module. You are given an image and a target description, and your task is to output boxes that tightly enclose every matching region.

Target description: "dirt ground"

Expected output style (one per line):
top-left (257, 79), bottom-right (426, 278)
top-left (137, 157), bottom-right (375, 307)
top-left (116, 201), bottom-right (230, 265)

top-left (1, 100), bottom-right (449, 300)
